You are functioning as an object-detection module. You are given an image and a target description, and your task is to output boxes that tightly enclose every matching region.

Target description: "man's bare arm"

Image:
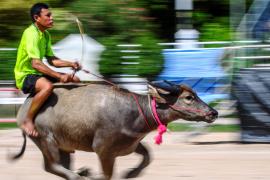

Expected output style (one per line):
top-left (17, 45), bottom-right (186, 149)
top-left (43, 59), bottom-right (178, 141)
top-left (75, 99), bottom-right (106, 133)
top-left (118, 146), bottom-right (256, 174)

top-left (46, 56), bottom-right (79, 69)
top-left (32, 59), bottom-right (69, 82)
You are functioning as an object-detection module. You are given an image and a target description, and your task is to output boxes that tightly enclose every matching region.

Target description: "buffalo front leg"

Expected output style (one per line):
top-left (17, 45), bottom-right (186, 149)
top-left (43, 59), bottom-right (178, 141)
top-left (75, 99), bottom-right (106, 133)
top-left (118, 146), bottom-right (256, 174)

top-left (97, 154), bottom-right (115, 180)
top-left (123, 142), bottom-right (151, 179)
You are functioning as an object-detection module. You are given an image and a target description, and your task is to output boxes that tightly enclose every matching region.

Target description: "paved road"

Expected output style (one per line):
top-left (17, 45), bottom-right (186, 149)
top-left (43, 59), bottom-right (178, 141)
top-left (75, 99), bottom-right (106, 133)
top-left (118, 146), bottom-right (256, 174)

top-left (1, 129), bottom-right (270, 180)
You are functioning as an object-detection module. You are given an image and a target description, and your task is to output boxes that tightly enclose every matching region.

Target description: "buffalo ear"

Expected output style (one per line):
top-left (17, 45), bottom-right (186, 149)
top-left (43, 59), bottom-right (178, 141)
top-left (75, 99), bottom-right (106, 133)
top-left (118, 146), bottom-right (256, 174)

top-left (148, 84), bottom-right (170, 104)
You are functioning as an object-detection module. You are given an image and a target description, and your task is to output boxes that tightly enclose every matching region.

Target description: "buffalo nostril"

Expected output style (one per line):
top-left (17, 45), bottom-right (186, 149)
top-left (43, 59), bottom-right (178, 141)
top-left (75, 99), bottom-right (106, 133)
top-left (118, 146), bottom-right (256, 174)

top-left (212, 110), bottom-right (218, 118)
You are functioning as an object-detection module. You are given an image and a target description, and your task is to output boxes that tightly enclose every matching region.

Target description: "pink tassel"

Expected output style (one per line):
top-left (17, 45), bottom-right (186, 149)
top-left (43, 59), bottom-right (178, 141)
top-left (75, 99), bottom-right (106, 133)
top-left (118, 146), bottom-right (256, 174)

top-left (152, 98), bottom-right (167, 145)
top-left (155, 124), bottom-right (167, 145)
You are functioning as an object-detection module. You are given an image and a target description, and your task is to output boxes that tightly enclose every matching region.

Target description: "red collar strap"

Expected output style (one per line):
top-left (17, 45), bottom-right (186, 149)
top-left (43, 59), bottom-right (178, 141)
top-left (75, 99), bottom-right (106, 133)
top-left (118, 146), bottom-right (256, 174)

top-left (131, 94), bottom-right (167, 145)
top-left (130, 93), bottom-right (151, 129)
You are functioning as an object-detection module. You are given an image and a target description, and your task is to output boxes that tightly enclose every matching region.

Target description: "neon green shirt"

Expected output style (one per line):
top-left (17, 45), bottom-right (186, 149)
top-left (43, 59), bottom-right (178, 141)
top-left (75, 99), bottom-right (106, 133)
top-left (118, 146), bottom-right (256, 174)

top-left (14, 24), bottom-right (54, 89)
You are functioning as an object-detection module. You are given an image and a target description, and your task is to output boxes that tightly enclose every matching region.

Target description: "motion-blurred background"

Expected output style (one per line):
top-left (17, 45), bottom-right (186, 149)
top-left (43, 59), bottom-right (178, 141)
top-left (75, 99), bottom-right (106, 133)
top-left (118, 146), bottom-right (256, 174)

top-left (1, 0), bottom-right (270, 142)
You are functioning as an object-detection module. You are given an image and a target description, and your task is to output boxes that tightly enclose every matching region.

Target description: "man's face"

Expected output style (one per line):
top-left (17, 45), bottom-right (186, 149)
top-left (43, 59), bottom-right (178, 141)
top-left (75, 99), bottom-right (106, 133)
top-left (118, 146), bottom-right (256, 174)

top-left (35, 8), bottom-right (53, 29)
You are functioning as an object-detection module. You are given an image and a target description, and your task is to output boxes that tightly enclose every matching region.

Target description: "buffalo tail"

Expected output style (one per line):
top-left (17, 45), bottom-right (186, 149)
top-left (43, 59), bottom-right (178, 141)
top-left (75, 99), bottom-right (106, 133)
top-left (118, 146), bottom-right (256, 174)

top-left (7, 131), bottom-right (27, 161)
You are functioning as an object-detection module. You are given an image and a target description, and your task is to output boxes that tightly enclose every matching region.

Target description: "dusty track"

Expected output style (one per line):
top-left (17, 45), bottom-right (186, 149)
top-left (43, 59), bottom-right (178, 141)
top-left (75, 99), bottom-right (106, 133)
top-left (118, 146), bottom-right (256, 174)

top-left (1, 129), bottom-right (270, 180)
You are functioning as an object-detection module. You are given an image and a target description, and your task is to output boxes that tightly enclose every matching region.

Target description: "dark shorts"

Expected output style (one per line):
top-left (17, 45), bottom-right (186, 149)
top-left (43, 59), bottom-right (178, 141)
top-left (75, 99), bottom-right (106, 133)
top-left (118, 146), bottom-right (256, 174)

top-left (22, 74), bottom-right (58, 95)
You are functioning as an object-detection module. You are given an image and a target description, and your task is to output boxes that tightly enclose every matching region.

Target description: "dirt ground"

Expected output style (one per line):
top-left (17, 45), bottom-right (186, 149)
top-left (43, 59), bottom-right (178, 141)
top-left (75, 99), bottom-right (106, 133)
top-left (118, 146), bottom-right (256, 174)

top-left (1, 129), bottom-right (270, 180)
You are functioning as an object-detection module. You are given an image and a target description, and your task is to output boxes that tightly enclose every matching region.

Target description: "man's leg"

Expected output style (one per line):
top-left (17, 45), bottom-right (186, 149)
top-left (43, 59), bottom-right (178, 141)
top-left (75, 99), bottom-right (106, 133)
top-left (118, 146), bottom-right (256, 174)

top-left (21, 77), bottom-right (53, 137)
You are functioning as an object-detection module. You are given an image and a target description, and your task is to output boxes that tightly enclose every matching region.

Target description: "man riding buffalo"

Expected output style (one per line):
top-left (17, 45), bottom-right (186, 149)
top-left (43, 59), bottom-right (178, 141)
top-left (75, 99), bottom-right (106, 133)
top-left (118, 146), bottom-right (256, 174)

top-left (14, 3), bottom-right (81, 137)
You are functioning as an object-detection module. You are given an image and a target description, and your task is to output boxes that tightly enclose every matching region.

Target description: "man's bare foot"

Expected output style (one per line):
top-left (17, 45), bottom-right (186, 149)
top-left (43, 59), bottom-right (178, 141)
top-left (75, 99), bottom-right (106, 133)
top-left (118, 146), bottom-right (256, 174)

top-left (21, 119), bottom-right (38, 137)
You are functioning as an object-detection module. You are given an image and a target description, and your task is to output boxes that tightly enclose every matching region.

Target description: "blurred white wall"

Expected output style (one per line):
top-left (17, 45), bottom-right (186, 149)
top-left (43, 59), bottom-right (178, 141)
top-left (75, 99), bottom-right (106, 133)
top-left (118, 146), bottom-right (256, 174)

top-left (44, 34), bottom-right (105, 81)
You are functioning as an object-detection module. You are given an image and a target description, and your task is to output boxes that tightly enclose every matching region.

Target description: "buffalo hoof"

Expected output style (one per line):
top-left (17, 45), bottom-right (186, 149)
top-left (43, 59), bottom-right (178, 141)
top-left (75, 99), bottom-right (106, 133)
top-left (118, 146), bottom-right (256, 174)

top-left (75, 167), bottom-right (91, 177)
top-left (88, 174), bottom-right (106, 180)
top-left (123, 168), bottom-right (141, 179)
top-left (80, 177), bottom-right (93, 180)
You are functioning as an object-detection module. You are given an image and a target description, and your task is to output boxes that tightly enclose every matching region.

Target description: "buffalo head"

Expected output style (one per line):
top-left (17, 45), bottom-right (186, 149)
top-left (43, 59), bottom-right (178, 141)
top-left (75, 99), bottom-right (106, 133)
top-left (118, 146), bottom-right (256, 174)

top-left (148, 81), bottom-right (218, 123)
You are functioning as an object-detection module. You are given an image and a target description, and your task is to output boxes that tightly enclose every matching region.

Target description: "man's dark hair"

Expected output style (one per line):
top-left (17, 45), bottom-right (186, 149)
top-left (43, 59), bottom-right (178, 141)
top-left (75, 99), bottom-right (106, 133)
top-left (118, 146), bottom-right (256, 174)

top-left (30, 3), bottom-right (49, 22)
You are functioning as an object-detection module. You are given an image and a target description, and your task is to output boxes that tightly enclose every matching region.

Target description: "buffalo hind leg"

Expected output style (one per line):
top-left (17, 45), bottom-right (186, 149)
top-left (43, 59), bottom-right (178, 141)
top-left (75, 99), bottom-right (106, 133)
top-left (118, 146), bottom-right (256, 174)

top-left (59, 150), bottom-right (91, 177)
top-left (123, 142), bottom-right (151, 179)
top-left (59, 149), bottom-right (72, 169)
top-left (32, 137), bottom-right (83, 180)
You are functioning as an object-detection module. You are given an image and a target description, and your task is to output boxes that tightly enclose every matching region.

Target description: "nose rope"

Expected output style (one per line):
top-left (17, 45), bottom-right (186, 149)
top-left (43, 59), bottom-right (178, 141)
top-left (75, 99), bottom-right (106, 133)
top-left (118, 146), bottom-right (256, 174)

top-left (169, 105), bottom-right (209, 116)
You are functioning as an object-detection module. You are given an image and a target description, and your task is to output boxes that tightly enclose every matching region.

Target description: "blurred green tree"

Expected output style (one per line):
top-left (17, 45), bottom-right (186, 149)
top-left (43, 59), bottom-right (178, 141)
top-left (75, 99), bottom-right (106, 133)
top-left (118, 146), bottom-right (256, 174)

top-left (67, 0), bottom-right (163, 78)
top-left (0, 0), bottom-right (254, 80)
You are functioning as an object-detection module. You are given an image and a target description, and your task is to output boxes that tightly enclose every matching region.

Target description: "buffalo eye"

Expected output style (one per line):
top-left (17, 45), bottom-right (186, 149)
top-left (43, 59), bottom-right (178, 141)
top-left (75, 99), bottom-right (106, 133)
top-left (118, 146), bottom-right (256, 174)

top-left (184, 95), bottom-right (194, 103)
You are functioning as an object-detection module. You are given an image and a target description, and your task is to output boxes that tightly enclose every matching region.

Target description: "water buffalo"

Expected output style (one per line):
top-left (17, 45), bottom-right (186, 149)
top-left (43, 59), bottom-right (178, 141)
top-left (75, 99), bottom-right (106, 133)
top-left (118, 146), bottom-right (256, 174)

top-left (10, 81), bottom-right (218, 180)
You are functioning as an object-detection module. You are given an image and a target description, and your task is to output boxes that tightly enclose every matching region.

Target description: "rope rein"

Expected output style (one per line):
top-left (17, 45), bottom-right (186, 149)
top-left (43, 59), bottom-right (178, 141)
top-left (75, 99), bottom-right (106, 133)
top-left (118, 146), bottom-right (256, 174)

top-left (81, 69), bottom-right (117, 86)
top-left (130, 93), bottom-right (152, 129)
